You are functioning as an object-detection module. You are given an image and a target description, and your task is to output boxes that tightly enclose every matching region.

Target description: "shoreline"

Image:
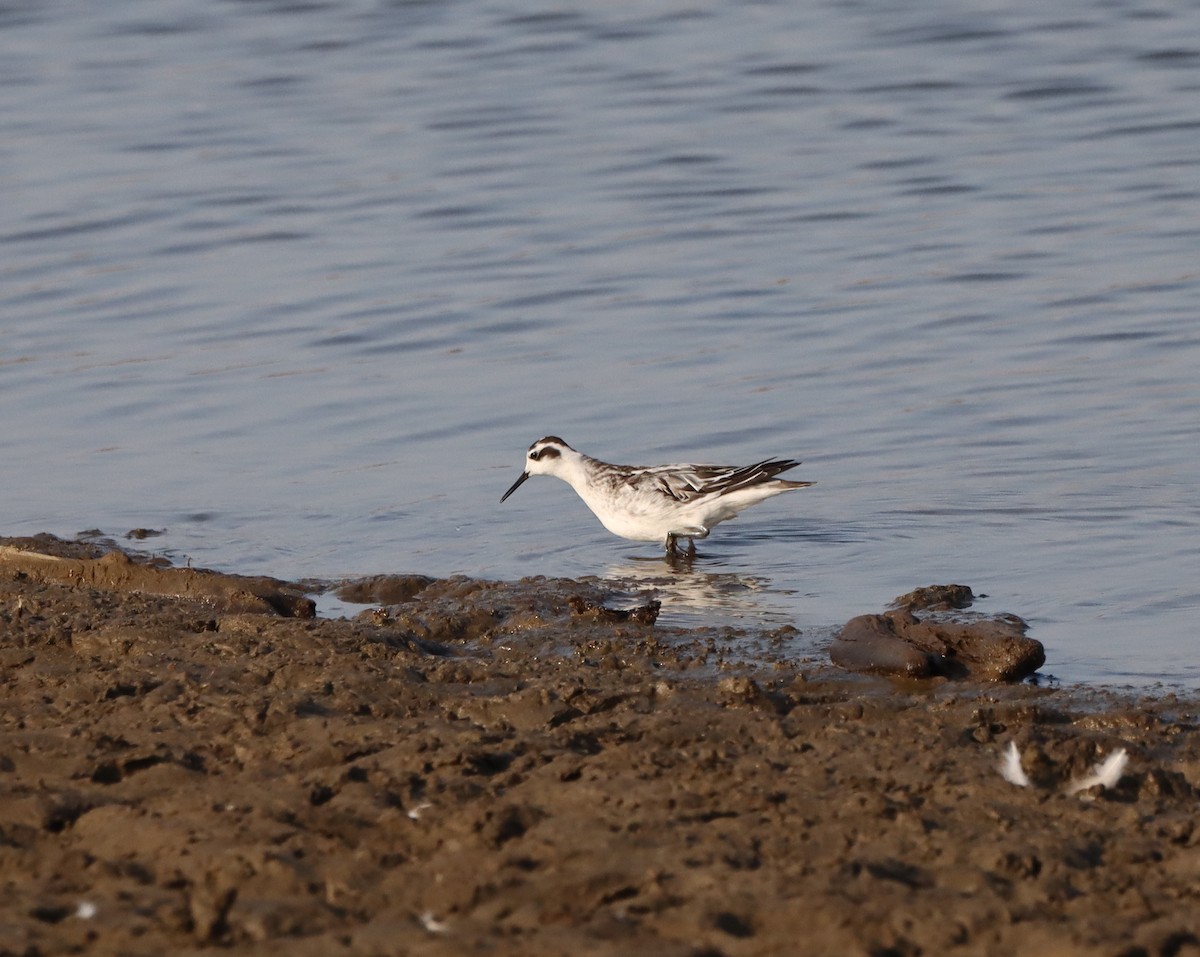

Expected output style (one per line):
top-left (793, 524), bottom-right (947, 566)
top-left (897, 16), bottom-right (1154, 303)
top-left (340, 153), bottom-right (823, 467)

top-left (2, 534), bottom-right (1198, 955)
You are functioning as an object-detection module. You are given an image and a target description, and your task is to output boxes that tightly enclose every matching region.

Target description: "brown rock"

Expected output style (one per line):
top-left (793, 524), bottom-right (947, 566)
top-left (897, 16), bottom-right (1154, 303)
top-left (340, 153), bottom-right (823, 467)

top-left (828, 615), bottom-right (934, 678)
top-left (830, 586), bottom-right (1045, 682)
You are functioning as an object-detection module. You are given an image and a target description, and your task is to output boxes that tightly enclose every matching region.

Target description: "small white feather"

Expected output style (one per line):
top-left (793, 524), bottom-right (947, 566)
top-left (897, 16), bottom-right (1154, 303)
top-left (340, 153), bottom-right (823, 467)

top-left (75, 901), bottom-right (98, 920)
top-left (999, 741), bottom-right (1031, 787)
top-left (406, 801), bottom-right (432, 821)
top-left (419, 911), bottom-right (448, 933)
top-left (1066, 748), bottom-right (1129, 795)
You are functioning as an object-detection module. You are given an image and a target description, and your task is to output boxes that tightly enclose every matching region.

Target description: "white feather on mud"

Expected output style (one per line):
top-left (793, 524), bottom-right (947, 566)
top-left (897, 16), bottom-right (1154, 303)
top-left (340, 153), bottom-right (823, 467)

top-left (999, 741), bottom-right (1032, 787)
top-left (1066, 749), bottom-right (1129, 795)
top-left (999, 742), bottom-right (1129, 795)
top-left (406, 801), bottom-right (432, 820)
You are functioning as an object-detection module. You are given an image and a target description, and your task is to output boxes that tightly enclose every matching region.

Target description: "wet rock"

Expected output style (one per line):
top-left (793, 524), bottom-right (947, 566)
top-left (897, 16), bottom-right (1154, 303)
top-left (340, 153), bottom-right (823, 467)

top-left (125, 528), bottom-right (165, 540)
top-left (829, 615), bottom-right (934, 679)
top-left (890, 583), bottom-right (976, 612)
top-left (334, 574), bottom-right (436, 605)
top-left (898, 609), bottom-right (1044, 681)
top-left (830, 585), bottom-right (1044, 682)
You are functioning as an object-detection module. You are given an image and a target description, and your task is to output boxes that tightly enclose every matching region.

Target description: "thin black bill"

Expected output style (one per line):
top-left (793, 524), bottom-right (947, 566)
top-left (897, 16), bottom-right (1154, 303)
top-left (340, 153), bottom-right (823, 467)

top-left (500, 471), bottom-right (530, 502)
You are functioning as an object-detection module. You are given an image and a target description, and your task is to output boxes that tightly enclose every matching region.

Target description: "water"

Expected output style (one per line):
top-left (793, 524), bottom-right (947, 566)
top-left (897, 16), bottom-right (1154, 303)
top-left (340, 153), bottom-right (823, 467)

top-left (3, 0), bottom-right (1198, 686)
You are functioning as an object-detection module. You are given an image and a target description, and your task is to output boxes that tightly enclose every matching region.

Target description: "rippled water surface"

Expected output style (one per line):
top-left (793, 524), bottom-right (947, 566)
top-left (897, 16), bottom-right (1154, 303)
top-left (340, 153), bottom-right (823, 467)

top-left (3, 0), bottom-right (1199, 685)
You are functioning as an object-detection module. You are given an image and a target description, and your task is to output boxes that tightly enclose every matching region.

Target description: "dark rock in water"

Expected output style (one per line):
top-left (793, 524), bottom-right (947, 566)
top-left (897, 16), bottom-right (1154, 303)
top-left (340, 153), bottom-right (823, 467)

top-left (335, 574), bottom-right (436, 605)
top-left (125, 527), bottom-right (165, 540)
top-left (892, 608), bottom-right (1045, 681)
top-left (830, 585), bottom-right (1044, 682)
top-left (830, 615), bottom-right (934, 678)
top-left (890, 583), bottom-right (975, 612)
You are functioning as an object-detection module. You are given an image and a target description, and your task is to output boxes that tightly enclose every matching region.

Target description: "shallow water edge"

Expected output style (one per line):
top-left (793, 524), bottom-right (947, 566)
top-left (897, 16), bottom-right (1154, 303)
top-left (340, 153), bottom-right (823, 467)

top-left (0, 530), bottom-right (1176, 696)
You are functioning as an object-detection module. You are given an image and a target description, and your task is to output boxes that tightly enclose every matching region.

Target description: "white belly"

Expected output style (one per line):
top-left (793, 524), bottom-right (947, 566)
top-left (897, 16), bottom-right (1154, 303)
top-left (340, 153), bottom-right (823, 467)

top-left (577, 486), bottom-right (711, 542)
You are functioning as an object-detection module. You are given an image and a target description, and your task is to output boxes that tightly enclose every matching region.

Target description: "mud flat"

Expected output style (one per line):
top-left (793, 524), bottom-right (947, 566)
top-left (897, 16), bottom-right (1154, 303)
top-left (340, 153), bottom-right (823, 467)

top-left (1, 535), bottom-right (1198, 956)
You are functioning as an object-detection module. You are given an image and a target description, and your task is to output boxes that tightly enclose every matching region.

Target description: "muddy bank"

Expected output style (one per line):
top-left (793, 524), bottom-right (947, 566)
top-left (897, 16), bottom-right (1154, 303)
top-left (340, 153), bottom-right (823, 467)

top-left (0, 535), bottom-right (314, 618)
top-left (1, 536), bottom-right (1198, 956)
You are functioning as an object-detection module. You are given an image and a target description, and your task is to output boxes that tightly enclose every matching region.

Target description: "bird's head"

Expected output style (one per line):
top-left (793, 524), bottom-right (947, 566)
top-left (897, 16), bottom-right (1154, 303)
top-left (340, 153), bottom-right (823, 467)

top-left (501, 436), bottom-right (574, 501)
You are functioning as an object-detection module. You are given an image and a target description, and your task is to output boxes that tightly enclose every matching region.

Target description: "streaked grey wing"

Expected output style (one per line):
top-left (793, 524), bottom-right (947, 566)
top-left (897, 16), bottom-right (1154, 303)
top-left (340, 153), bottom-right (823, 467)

top-left (639, 458), bottom-right (802, 502)
top-left (695, 458), bottom-right (801, 495)
top-left (648, 467), bottom-right (712, 502)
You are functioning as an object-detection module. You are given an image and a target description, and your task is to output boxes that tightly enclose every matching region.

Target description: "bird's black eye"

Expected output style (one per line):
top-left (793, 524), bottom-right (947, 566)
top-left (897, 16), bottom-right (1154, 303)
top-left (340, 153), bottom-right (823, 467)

top-left (529, 450), bottom-right (540, 461)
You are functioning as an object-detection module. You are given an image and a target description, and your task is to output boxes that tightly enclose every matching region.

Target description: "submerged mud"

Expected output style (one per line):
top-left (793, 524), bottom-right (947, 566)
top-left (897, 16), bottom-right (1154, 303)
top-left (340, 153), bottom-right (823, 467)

top-left (1, 536), bottom-right (1198, 956)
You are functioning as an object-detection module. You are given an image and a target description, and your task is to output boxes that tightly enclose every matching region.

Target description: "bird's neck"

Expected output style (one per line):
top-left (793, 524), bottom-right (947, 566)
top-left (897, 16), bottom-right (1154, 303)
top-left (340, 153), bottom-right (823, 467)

top-left (556, 451), bottom-right (599, 495)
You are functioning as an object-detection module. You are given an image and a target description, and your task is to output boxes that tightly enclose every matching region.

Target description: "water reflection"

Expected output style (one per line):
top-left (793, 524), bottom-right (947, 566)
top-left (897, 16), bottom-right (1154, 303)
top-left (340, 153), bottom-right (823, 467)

top-left (602, 554), bottom-right (796, 628)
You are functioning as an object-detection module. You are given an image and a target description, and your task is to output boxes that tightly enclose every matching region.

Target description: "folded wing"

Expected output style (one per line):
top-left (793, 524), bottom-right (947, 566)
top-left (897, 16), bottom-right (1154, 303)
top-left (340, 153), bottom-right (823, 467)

top-left (648, 459), bottom-right (803, 503)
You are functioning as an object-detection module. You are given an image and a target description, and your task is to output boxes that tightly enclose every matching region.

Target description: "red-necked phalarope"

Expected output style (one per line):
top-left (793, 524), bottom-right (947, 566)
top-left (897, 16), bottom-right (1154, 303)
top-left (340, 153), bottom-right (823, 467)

top-left (500, 436), bottom-right (814, 556)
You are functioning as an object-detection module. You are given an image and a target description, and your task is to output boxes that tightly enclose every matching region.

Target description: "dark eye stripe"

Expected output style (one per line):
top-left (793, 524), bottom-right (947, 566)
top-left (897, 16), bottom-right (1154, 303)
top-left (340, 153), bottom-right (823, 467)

top-left (530, 446), bottom-right (561, 461)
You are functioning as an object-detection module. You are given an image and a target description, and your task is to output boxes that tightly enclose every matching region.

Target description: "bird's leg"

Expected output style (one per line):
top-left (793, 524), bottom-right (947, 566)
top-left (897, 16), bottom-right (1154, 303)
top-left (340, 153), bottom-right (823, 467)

top-left (664, 534), bottom-right (698, 562)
